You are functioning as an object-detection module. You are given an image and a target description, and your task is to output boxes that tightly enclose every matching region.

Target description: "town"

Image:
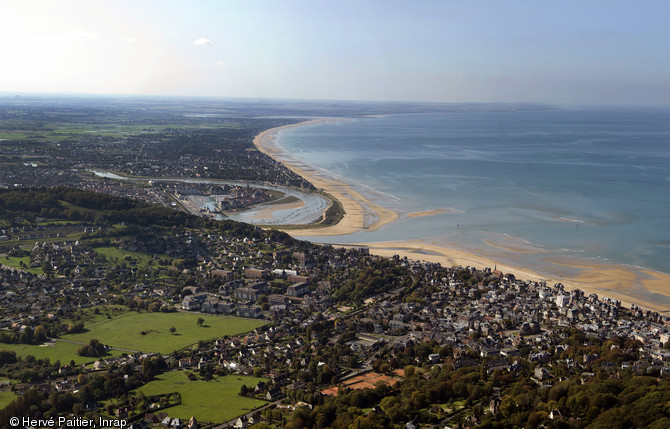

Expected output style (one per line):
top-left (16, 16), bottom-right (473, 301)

top-left (0, 188), bottom-right (668, 428)
top-left (1, 98), bottom-right (669, 428)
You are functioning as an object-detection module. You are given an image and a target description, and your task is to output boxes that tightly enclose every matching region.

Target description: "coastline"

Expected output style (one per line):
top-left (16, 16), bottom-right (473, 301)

top-left (254, 121), bottom-right (670, 314)
top-left (357, 239), bottom-right (670, 313)
top-left (253, 119), bottom-right (398, 235)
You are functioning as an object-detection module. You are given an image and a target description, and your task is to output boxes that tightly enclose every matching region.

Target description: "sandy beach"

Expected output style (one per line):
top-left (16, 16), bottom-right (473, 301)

top-left (358, 239), bottom-right (670, 313)
top-left (254, 121), bottom-right (670, 313)
top-left (249, 198), bottom-right (305, 221)
top-left (253, 120), bottom-right (398, 236)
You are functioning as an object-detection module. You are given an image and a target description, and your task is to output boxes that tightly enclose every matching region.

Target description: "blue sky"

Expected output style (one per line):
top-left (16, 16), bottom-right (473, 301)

top-left (1, 0), bottom-right (669, 105)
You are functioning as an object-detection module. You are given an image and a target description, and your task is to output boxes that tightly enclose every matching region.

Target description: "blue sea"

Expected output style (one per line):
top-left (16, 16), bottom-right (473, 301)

top-left (275, 107), bottom-right (670, 278)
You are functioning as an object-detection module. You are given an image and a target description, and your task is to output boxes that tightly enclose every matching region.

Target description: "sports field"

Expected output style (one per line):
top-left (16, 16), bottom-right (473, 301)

top-left (136, 371), bottom-right (266, 423)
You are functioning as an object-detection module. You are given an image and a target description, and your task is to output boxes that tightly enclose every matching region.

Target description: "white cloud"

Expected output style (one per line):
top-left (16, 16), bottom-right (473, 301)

top-left (194, 37), bottom-right (213, 46)
top-left (125, 37), bottom-right (136, 43)
top-left (216, 60), bottom-right (227, 68)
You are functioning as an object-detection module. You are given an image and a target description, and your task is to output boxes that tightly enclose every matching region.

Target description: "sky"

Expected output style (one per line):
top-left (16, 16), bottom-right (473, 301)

top-left (1, 0), bottom-right (670, 105)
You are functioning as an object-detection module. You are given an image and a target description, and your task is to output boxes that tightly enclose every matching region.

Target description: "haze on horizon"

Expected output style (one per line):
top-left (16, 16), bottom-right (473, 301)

top-left (2, 0), bottom-right (670, 106)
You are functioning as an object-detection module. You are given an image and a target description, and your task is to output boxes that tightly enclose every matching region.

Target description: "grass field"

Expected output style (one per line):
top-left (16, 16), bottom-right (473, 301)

top-left (0, 307), bottom-right (265, 364)
top-left (62, 311), bottom-right (267, 354)
top-left (93, 246), bottom-right (155, 267)
top-left (136, 371), bottom-right (266, 423)
top-left (0, 391), bottom-right (18, 410)
top-left (0, 341), bottom-right (123, 366)
top-left (0, 256), bottom-right (43, 275)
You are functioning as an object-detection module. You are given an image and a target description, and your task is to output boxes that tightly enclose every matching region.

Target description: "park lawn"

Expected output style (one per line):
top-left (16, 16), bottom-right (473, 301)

top-left (0, 341), bottom-right (123, 366)
top-left (93, 246), bottom-right (154, 267)
top-left (70, 305), bottom-right (131, 325)
top-left (136, 371), bottom-right (266, 423)
top-left (0, 256), bottom-right (43, 275)
top-left (0, 132), bottom-right (28, 140)
top-left (62, 311), bottom-right (266, 354)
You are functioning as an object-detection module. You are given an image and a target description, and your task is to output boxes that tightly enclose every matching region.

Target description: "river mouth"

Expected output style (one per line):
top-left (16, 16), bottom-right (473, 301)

top-left (88, 169), bottom-right (330, 225)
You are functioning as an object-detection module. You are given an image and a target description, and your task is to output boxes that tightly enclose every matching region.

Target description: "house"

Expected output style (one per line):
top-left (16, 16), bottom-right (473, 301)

top-left (181, 294), bottom-right (206, 311)
top-left (245, 268), bottom-right (267, 279)
top-left (268, 294), bottom-right (289, 306)
top-left (237, 305), bottom-right (262, 319)
top-left (266, 387), bottom-right (284, 401)
top-left (453, 358), bottom-right (478, 370)
top-left (287, 275), bottom-right (310, 284)
top-left (534, 367), bottom-right (553, 381)
top-left (234, 416), bottom-right (249, 428)
top-left (234, 287), bottom-right (261, 302)
top-left (287, 282), bottom-right (309, 297)
top-left (211, 269), bottom-right (233, 281)
top-left (487, 359), bottom-right (509, 375)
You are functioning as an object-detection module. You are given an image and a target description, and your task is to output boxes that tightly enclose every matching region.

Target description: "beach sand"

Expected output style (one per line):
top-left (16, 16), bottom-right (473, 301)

top-left (358, 239), bottom-right (670, 313)
top-left (254, 120), bottom-right (398, 236)
top-left (405, 208), bottom-right (459, 218)
top-left (249, 199), bottom-right (305, 221)
top-left (254, 121), bottom-right (670, 313)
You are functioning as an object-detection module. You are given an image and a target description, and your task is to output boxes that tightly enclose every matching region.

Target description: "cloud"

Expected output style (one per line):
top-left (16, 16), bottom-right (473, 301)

top-left (125, 37), bottom-right (136, 43)
top-left (194, 37), bottom-right (213, 46)
top-left (216, 60), bottom-right (227, 68)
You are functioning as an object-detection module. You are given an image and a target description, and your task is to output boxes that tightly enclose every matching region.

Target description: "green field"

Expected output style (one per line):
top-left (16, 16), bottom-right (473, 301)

top-left (63, 311), bottom-right (266, 354)
top-left (0, 391), bottom-right (18, 410)
top-left (136, 371), bottom-right (266, 423)
top-left (0, 256), bottom-right (43, 275)
top-left (93, 246), bottom-right (155, 267)
top-left (0, 310), bottom-right (265, 364)
top-left (0, 341), bottom-right (123, 366)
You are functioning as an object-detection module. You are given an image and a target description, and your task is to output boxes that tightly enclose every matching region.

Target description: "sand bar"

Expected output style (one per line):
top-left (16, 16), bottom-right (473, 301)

top-left (249, 198), bottom-right (305, 221)
top-left (406, 208), bottom-right (459, 218)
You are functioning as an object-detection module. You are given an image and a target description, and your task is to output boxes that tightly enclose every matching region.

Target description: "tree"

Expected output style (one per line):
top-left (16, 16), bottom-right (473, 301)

top-left (76, 339), bottom-right (106, 357)
top-left (197, 317), bottom-right (204, 327)
top-left (34, 325), bottom-right (47, 343)
top-left (169, 326), bottom-right (176, 335)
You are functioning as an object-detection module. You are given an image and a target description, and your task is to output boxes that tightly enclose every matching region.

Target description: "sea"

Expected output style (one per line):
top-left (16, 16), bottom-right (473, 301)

top-left (274, 107), bottom-right (670, 279)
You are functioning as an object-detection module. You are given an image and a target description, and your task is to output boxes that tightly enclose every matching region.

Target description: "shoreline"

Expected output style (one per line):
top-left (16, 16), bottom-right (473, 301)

top-left (253, 119), bottom-right (398, 236)
top-left (356, 239), bottom-right (670, 313)
top-left (253, 120), bottom-right (670, 314)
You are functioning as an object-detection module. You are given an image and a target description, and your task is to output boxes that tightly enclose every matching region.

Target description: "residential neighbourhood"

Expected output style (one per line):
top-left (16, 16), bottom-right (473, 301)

top-left (1, 198), bottom-right (669, 427)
